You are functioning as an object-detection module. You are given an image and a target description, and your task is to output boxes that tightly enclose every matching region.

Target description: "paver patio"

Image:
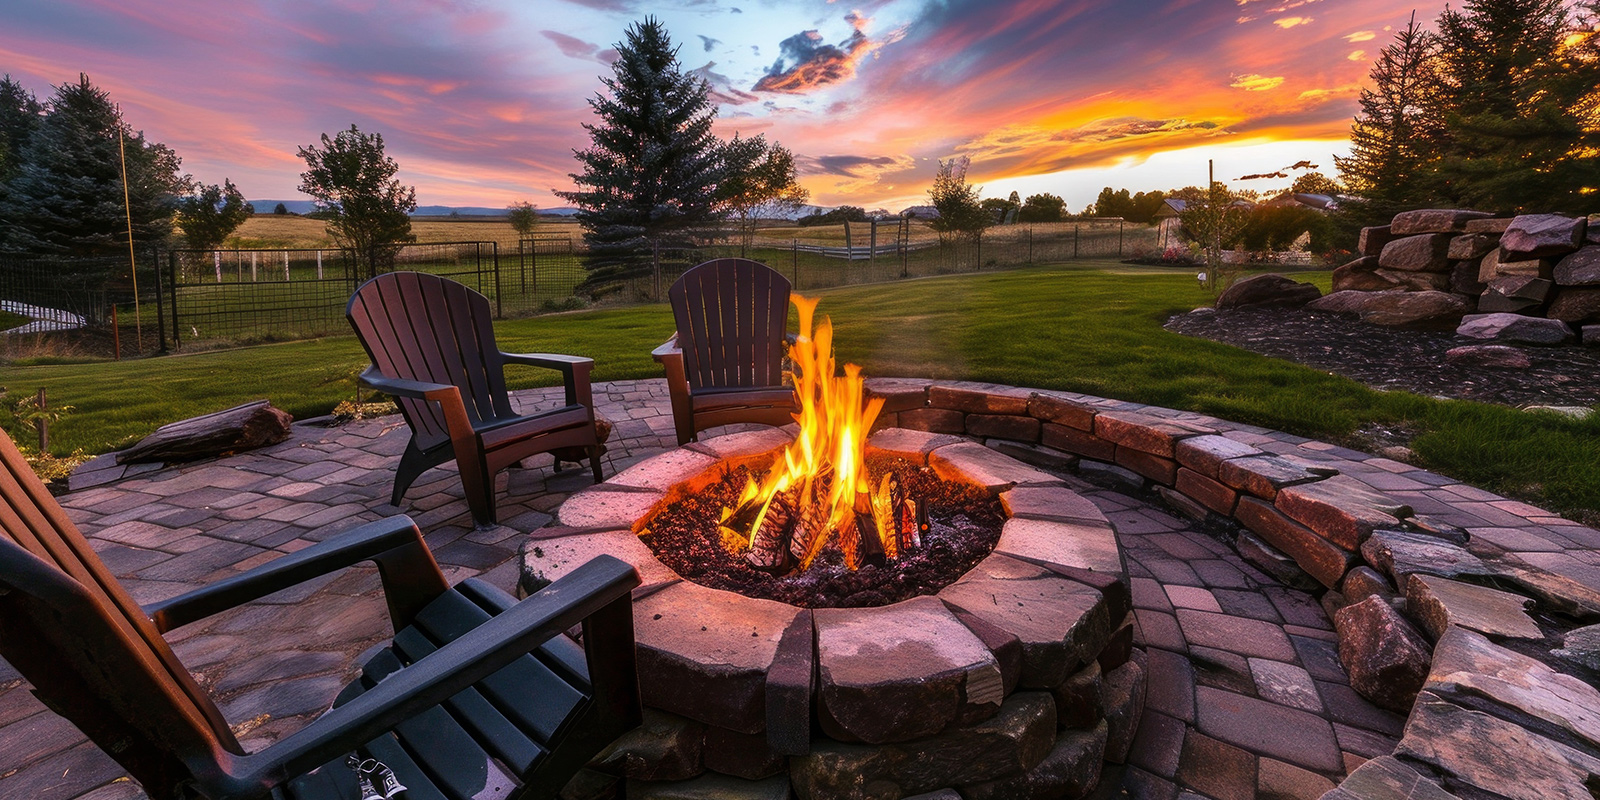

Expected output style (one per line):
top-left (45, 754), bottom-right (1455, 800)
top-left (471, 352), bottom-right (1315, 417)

top-left (1, 379), bottom-right (1410, 799)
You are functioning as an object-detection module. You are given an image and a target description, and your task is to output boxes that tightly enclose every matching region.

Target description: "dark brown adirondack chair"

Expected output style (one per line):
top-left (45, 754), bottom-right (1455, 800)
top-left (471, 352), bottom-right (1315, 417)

top-left (653, 258), bottom-right (797, 446)
top-left (348, 272), bottom-right (605, 527)
top-left (0, 427), bottom-right (641, 800)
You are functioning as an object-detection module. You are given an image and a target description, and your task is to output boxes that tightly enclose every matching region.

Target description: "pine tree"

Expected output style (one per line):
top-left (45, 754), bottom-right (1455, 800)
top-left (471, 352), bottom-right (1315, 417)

top-left (297, 125), bottom-right (416, 278)
top-left (557, 17), bottom-right (726, 293)
top-left (176, 179), bottom-right (254, 250)
top-left (1429, 0), bottom-right (1600, 212)
top-left (0, 76), bottom-right (42, 185)
top-left (0, 74), bottom-right (187, 257)
top-left (1334, 17), bottom-right (1443, 226)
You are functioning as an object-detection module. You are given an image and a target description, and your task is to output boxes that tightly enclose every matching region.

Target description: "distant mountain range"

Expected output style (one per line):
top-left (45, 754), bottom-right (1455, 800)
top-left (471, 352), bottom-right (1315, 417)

top-left (249, 201), bottom-right (919, 221)
top-left (250, 200), bottom-right (581, 217)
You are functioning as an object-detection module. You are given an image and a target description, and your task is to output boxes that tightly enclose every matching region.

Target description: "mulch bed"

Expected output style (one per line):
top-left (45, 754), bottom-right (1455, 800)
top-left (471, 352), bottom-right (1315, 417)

top-left (639, 459), bottom-right (1003, 608)
top-left (1165, 306), bottom-right (1600, 408)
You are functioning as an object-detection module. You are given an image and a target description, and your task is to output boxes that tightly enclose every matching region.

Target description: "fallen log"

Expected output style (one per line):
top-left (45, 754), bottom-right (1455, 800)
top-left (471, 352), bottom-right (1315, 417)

top-left (117, 400), bottom-right (293, 464)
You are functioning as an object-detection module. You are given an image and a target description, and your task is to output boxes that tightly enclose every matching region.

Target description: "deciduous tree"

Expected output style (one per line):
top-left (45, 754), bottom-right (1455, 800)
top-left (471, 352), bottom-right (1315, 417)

top-left (557, 17), bottom-right (725, 293)
top-left (507, 201), bottom-right (538, 236)
top-left (718, 133), bottom-right (808, 255)
top-left (1018, 193), bottom-right (1065, 223)
top-left (1178, 181), bottom-right (1251, 291)
top-left (296, 124), bottom-right (416, 278)
top-left (927, 157), bottom-right (988, 245)
top-left (176, 179), bottom-right (253, 251)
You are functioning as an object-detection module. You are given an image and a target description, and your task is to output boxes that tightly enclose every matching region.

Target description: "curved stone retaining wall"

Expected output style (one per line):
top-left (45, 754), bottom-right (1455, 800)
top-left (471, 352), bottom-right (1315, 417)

top-left (861, 378), bottom-right (1600, 800)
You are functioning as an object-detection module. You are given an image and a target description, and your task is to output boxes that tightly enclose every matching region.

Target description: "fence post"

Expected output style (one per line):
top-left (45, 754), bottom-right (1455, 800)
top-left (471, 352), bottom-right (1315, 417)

top-left (251, 251), bottom-right (258, 281)
top-left (169, 251), bottom-right (181, 348)
top-left (35, 388), bottom-right (47, 452)
top-left (1119, 220), bottom-right (1125, 257)
top-left (1027, 227), bottom-right (1034, 264)
top-left (869, 219), bottom-right (876, 263)
top-left (154, 251), bottom-right (168, 353)
top-left (490, 242), bottom-right (503, 318)
top-left (792, 240), bottom-right (799, 287)
top-left (1074, 224), bottom-right (1080, 259)
top-left (652, 240), bottom-right (662, 302)
top-left (316, 250), bottom-right (323, 279)
top-left (530, 241), bottom-right (538, 302)
top-left (283, 251), bottom-right (290, 280)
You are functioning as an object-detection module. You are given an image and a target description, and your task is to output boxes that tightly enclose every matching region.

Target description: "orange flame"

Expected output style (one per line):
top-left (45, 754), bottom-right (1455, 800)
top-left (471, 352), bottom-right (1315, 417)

top-left (723, 295), bottom-right (889, 569)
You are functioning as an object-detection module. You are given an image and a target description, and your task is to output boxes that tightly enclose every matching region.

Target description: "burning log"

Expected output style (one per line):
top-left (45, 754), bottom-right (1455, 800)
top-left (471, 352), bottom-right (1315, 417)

top-left (747, 491), bottom-right (798, 573)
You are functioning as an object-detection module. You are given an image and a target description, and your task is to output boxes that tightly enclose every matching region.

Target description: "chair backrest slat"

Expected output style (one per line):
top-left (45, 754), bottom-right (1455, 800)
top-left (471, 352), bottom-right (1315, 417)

top-left (0, 430), bottom-right (239, 790)
top-left (669, 259), bottom-right (791, 392)
top-left (348, 273), bottom-right (511, 448)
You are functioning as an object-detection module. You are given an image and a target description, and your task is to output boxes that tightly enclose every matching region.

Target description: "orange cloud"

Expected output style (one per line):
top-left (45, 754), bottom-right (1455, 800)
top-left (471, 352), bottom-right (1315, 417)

top-left (1231, 74), bottom-right (1286, 91)
top-left (1346, 30), bottom-right (1377, 42)
top-left (1275, 16), bottom-right (1313, 29)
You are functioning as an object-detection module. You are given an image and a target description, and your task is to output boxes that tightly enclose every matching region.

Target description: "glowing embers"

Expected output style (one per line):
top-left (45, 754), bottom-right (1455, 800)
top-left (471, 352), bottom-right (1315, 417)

top-left (714, 295), bottom-right (910, 574)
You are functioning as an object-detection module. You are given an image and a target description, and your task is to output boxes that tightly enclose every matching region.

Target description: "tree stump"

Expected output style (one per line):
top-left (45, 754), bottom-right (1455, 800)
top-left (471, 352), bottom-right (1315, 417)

top-left (116, 400), bottom-right (293, 464)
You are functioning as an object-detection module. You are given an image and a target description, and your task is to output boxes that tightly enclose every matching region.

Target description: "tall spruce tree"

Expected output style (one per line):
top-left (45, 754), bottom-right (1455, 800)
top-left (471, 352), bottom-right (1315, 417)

top-left (0, 76), bottom-right (42, 187)
top-left (558, 18), bottom-right (725, 293)
top-left (0, 74), bottom-right (187, 257)
top-left (1334, 17), bottom-right (1443, 226)
top-left (1429, 0), bottom-right (1600, 213)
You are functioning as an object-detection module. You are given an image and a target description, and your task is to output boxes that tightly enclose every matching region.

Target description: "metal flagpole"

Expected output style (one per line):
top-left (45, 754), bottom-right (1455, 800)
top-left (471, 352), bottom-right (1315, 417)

top-left (119, 124), bottom-right (143, 354)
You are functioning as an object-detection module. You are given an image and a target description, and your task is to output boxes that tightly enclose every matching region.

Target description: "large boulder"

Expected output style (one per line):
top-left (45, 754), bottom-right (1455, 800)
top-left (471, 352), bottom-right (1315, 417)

top-left (1465, 217), bottom-right (1514, 234)
top-left (1456, 313), bottom-right (1575, 345)
top-left (1547, 288), bottom-right (1600, 324)
top-left (1443, 344), bottom-right (1530, 369)
top-left (1359, 225), bottom-right (1399, 257)
top-left (1216, 274), bottom-right (1322, 310)
top-left (1591, 214), bottom-right (1600, 244)
top-left (1375, 268), bottom-right (1451, 291)
top-left (1331, 256), bottom-right (1399, 291)
top-left (1450, 261), bottom-right (1488, 296)
top-left (1333, 596), bottom-right (1431, 713)
top-left (1477, 276), bottom-right (1553, 314)
top-left (1448, 233), bottom-right (1499, 260)
top-left (1554, 246), bottom-right (1600, 286)
top-left (1494, 255), bottom-right (1555, 279)
top-left (1502, 213), bottom-right (1587, 258)
top-left (1356, 291), bottom-right (1471, 328)
top-left (1391, 209), bottom-right (1494, 234)
top-left (1308, 290), bottom-right (1383, 315)
top-left (1378, 234), bottom-right (1452, 272)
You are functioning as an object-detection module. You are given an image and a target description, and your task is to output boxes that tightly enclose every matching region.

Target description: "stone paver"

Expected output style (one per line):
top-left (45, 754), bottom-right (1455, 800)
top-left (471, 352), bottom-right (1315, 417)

top-left (1, 379), bottom-right (1416, 799)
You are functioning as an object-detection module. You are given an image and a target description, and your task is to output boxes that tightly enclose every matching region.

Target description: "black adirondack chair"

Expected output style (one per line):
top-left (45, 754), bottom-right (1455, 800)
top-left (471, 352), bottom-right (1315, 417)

top-left (347, 272), bottom-right (605, 527)
top-left (652, 258), bottom-right (798, 446)
top-left (0, 428), bottom-right (642, 800)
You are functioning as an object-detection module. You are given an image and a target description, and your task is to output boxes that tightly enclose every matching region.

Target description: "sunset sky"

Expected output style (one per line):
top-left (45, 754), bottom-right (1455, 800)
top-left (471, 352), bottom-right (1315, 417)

top-left (0, 0), bottom-right (1451, 212)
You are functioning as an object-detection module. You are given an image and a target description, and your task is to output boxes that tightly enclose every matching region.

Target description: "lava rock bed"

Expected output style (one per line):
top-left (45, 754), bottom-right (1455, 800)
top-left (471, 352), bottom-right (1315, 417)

top-left (638, 459), bottom-right (1003, 608)
top-left (1166, 305), bottom-right (1600, 408)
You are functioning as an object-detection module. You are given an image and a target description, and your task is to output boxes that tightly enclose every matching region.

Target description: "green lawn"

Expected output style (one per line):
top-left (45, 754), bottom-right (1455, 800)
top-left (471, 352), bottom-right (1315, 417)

top-left (7, 261), bottom-right (1599, 520)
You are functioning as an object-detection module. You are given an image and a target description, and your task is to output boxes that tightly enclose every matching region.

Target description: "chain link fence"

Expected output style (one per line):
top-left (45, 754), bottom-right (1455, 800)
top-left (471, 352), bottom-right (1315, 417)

top-left (0, 221), bottom-right (1157, 352)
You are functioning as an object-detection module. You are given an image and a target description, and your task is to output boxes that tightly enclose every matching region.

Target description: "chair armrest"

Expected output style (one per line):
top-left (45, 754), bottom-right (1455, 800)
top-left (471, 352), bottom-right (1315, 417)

top-left (209, 556), bottom-right (641, 799)
top-left (144, 515), bottom-right (450, 634)
top-left (355, 366), bottom-right (457, 403)
top-left (501, 352), bottom-right (594, 409)
top-left (651, 334), bottom-right (681, 362)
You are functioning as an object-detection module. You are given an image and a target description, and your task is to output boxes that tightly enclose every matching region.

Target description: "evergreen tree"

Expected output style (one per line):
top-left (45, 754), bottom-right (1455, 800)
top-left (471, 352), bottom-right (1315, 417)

top-left (273, 202), bottom-right (289, 215)
top-left (1429, 0), bottom-right (1600, 213)
top-left (0, 76), bottom-right (42, 186)
top-left (1334, 17), bottom-right (1443, 225)
top-left (0, 74), bottom-right (187, 256)
top-left (176, 179), bottom-right (254, 250)
top-left (297, 124), bottom-right (416, 278)
top-left (557, 18), bottom-right (726, 293)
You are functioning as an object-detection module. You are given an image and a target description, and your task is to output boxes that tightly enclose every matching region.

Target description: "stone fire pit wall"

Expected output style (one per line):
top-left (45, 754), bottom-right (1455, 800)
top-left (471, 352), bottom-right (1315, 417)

top-left (526, 422), bottom-right (1142, 800)
top-left (535, 379), bottom-right (1600, 800)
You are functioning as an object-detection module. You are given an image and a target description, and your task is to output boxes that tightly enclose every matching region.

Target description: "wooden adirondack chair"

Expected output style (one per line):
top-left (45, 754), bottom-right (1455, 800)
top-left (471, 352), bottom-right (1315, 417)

top-left (347, 272), bottom-right (605, 527)
top-left (653, 258), bottom-right (798, 445)
top-left (0, 428), bottom-right (642, 800)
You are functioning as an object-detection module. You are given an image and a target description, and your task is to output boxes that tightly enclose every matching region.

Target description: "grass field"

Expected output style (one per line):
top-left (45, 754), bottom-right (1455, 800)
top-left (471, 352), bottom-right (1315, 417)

top-left (7, 261), bottom-right (1599, 521)
top-left (231, 215), bottom-right (586, 249)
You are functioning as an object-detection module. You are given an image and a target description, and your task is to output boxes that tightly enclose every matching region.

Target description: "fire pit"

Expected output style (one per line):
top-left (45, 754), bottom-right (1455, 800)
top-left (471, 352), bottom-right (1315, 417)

top-left (520, 299), bottom-right (1141, 799)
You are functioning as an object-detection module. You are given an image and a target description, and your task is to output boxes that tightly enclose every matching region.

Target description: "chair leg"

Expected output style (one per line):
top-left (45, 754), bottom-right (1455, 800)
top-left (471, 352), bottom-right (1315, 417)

top-left (589, 445), bottom-right (605, 483)
top-left (391, 443), bottom-right (433, 507)
top-left (460, 458), bottom-right (498, 528)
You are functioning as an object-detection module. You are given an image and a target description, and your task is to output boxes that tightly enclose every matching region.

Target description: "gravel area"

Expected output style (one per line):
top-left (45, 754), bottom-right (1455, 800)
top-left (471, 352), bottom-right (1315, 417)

top-left (1165, 306), bottom-right (1600, 409)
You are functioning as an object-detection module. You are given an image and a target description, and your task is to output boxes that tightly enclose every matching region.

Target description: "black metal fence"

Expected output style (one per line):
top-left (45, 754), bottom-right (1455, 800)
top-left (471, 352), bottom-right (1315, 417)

top-left (0, 222), bottom-right (1158, 352)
